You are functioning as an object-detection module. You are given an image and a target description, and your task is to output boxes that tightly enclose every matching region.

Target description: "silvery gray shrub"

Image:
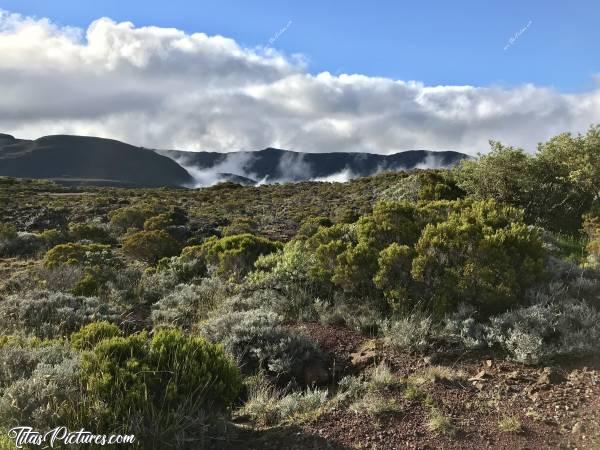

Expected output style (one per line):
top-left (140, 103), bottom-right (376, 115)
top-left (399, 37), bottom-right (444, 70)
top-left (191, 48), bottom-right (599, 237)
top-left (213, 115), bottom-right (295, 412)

top-left (151, 278), bottom-right (227, 329)
top-left (201, 308), bottom-right (323, 379)
top-left (485, 301), bottom-right (600, 364)
top-left (0, 290), bottom-right (122, 338)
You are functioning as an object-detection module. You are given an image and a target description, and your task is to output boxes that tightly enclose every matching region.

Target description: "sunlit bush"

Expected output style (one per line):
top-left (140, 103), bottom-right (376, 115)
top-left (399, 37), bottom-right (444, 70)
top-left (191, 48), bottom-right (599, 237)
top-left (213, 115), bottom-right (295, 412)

top-left (412, 200), bottom-right (546, 315)
top-left (81, 329), bottom-right (241, 432)
top-left (122, 230), bottom-right (181, 264)
top-left (200, 233), bottom-right (282, 280)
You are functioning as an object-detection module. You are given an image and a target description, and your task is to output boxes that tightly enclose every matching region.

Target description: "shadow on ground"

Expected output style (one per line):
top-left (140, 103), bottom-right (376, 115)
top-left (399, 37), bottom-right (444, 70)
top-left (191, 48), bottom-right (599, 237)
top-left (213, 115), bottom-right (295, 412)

top-left (210, 424), bottom-right (351, 449)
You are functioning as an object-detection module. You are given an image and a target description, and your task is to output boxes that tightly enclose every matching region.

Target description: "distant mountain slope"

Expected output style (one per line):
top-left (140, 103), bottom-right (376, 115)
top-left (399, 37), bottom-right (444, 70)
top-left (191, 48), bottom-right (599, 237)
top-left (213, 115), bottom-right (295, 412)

top-left (0, 134), bottom-right (193, 187)
top-left (160, 147), bottom-right (468, 183)
top-left (0, 133), bottom-right (469, 187)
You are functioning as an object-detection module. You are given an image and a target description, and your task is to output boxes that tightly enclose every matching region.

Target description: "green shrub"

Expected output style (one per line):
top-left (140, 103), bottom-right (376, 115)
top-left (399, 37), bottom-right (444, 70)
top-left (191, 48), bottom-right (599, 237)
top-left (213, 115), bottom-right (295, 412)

top-left (373, 243), bottom-right (414, 311)
top-left (583, 214), bottom-right (600, 268)
top-left (122, 230), bottom-right (181, 264)
top-left (0, 223), bottom-right (17, 242)
top-left (81, 329), bottom-right (241, 430)
top-left (70, 272), bottom-right (101, 296)
top-left (144, 213), bottom-right (173, 231)
top-left (379, 171), bottom-right (464, 202)
top-left (109, 206), bottom-right (155, 232)
top-left (70, 321), bottom-right (122, 350)
top-left (220, 217), bottom-right (258, 236)
top-left (69, 222), bottom-right (114, 244)
top-left (39, 228), bottom-right (68, 248)
top-left (411, 200), bottom-right (546, 315)
top-left (43, 242), bottom-right (113, 268)
top-left (454, 129), bottom-right (600, 233)
top-left (200, 233), bottom-right (282, 280)
top-left (295, 217), bottom-right (333, 240)
top-left (248, 240), bottom-right (322, 320)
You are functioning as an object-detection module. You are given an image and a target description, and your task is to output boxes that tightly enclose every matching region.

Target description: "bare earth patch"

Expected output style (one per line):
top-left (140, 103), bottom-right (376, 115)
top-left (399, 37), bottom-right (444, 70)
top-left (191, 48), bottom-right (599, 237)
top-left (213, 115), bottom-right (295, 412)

top-left (229, 323), bottom-right (600, 449)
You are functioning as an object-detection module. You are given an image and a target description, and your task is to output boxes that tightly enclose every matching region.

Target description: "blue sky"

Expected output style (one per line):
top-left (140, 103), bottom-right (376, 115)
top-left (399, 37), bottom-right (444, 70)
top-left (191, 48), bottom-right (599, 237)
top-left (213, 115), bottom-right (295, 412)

top-left (1, 0), bottom-right (598, 92)
top-left (0, 1), bottom-right (598, 154)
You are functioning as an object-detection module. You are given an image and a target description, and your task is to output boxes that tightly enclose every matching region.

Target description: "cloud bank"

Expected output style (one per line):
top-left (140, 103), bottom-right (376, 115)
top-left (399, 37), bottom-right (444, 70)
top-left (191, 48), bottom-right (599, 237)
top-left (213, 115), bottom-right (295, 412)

top-left (1, 10), bottom-right (599, 155)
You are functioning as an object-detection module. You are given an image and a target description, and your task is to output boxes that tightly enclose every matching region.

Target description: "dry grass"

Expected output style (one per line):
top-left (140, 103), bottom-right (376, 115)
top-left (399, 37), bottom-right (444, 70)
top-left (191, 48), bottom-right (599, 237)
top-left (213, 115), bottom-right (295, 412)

top-left (367, 363), bottom-right (401, 391)
top-left (409, 366), bottom-right (467, 386)
top-left (498, 415), bottom-right (522, 433)
top-left (350, 392), bottom-right (403, 417)
top-left (427, 408), bottom-right (456, 436)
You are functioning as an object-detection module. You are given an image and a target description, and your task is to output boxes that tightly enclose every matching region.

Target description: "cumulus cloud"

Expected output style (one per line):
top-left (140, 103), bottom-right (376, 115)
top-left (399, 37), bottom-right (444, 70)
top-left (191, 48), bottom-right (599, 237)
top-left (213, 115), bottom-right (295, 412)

top-left (1, 9), bottom-right (599, 155)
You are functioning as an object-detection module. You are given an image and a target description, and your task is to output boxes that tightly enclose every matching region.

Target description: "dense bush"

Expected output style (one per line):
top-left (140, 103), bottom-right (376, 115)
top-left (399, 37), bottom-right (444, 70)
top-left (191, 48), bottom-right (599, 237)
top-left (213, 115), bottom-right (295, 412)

top-left (294, 217), bottom-right (333, 240)
top-left (249, 240), bottom-right (322, 320)
top-left (583, 213), bottom-right (600, 268)
top-left (43, 242), bottom-right (113, 268)
top-left (0, 290), bottom-right (122, 339)
top-left (454, 126), bottom-right (600, 233)
top-left (220, 217), bottom-right (259, 236)
top-left (200, 233), bottom-right (283, 280)
top-left (81, 329), bottom-right (241, 432)
top-left (108, 206), bottom-right (155, 232)
top-left (70, 321), bottom-right (122, 350)
top-left (379, 171), bottom-right (464, 202)
top-left (411, 200), bottom-right (546, 315)
top-left (68, 222), bottom-right (114, 244)
top-left (39, 228), bottom-right (68, 248)
top-left (286, 198), bottom-right (545, 316)
top-left (122, 230), bottom-right (181, 264)
top-left (144, 213), bottom-right (174, 231)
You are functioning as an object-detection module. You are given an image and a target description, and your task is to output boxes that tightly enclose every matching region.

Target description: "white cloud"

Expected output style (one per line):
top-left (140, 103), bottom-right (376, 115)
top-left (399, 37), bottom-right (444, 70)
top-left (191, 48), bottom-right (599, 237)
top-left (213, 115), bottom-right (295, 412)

top-left (1, 10), bottom-right (599, 155)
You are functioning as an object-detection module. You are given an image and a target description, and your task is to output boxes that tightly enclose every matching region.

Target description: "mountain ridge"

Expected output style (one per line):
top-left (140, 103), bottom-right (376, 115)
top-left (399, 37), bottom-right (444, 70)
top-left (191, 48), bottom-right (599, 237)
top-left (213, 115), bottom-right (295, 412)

top-left (0, 133), bottom-right (470, 187)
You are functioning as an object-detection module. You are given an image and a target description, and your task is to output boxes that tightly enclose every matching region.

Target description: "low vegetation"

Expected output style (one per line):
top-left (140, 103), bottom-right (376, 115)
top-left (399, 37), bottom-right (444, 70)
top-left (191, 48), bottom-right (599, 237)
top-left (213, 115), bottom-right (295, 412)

top-left (0, 125), bottom-right (599, 448)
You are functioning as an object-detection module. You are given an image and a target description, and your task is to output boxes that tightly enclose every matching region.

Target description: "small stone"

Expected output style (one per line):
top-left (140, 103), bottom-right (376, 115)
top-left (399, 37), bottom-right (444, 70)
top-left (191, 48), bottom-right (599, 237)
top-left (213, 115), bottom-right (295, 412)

top-left (537, 367), bottom-right (565, 386)
top-left (572, 422), bottom-right (584, 434)
top-left (469, 370), bottom-right (490, 381)
top-left (507, 370), bottom-right (520, 380)
top-left (350, 349), bottom-right (377, 369)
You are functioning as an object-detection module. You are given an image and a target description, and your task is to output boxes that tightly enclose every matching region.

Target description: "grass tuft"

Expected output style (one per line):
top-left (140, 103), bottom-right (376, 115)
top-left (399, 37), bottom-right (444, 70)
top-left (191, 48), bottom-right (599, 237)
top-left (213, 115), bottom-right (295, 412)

top-left (498, 415), bottom-right (522, 433)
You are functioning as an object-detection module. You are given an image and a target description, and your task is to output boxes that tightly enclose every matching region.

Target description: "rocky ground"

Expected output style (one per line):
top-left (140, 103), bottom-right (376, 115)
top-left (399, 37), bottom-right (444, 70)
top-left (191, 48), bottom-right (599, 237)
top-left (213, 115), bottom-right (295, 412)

top-left (226, 324), bottom-right (600, 450)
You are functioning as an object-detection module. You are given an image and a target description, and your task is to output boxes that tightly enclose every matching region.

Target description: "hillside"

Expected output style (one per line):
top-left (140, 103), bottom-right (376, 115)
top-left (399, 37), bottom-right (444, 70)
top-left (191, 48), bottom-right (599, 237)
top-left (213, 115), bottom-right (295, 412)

top-left (0, 134), bottom-right (193, 187)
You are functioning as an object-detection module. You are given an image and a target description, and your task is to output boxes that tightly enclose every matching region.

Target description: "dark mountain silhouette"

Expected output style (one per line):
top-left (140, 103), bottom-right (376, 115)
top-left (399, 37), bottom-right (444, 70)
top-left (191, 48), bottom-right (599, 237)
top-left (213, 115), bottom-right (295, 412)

top-left (0, 133), bottom-right (469, 187)
top-left (0, 134), bottom-right (193, 187)
top-left (161, 147), bottom-right (469, 183)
